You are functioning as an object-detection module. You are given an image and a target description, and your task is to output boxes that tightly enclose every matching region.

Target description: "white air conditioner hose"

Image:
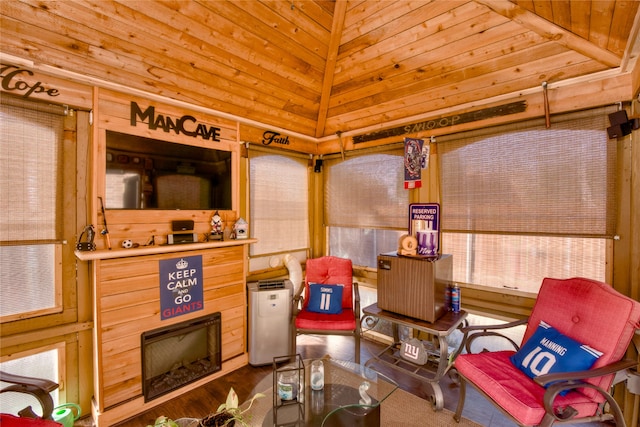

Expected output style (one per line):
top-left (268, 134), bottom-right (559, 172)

top-left (283, 253), bottom-right (303, 295)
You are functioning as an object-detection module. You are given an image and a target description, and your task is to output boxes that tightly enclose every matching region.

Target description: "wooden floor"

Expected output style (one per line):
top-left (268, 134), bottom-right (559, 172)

top-left (111, 334), bottom-right (607, 427)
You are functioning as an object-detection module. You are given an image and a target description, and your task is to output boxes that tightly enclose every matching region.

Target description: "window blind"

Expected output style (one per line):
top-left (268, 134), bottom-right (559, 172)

top-left (0, 95), bottom-right (64, 319)
top-left (0, 96), bottom-right (65, 242)
top-left (325, 150), bottom-right (408, 229)
top-left (249, 152), bottom-right (309, 256)
top-left (439, 106), bottom-right (617, 237)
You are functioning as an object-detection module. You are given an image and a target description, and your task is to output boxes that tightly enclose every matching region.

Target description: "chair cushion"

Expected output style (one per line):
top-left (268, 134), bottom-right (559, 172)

top-left (304, 256), bottom-right (353, 310)
top-left (523, 277), bottom-right (640, 402)
top-left (455, 351), bottom-right (600, 426)
top-left (295, 307), bottom-right (356, 331)
top-left (0, 415), bottom-right (62, 427)
top-left (306, 283), bottom-right (344, 314)
top-left (510, 320), bottom-right (602, 395)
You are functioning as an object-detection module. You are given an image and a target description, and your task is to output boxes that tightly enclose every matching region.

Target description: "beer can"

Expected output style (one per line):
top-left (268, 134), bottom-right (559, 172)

top-left (451, 284), bottom-right (460, 313)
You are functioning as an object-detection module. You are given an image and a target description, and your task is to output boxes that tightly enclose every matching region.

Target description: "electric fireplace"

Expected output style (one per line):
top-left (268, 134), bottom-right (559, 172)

top-left (141, 312), bottom-right (222, 401)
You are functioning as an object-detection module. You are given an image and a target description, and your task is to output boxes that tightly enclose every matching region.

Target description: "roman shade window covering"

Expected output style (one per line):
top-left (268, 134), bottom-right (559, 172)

top-left (325, 148), bottom-right (408, 230)
top-left (1, 96), bottom-right (65, 242)
top-left (438, 106), bottom-right (617, 238)
top-left (0, 95), bottom-right (65, 320)
top-left (248, 149), bottom-right (310, 257)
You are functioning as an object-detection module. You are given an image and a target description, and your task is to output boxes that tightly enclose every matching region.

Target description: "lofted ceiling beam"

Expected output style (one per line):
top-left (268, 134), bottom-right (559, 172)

top-left (476, 0), bottom-right (621, 68)
top-left (621, 6), bottom-right (640, 74)
top-left (315, 0), bottom-right (347, 138)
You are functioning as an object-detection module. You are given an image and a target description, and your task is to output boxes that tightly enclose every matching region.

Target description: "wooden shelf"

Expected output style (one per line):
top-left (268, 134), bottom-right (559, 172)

top-left (74, 238), bottom-right (257, 261)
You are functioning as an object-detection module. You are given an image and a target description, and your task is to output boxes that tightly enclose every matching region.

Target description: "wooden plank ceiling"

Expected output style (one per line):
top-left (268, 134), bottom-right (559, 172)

top-left (1, 0), bottom-right (639, 139)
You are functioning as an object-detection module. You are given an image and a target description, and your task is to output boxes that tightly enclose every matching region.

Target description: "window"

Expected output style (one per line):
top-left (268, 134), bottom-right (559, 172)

top-left (249, 153), bottom-right (309, 271)
top-left (0, 97), bottom-right (65, 321)
top-left (326, 151), bottom-right (409, 268)
top-left (0, 245), bottom-right (58, 317)
top-left (0, 345), bottom-right (62, 416)
top-left (439, 107), bottom-right (616, 294)
top-left (443, 234), bottom-right (606, 293)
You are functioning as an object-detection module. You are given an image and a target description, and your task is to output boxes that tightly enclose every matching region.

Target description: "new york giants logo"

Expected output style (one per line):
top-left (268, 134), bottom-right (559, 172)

top-left (403, 342), bottom-right (420, 361)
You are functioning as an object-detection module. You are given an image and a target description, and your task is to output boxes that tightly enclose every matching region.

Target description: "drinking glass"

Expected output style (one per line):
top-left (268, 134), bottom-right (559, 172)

top-left (310, 360), bottom-right (324, 391)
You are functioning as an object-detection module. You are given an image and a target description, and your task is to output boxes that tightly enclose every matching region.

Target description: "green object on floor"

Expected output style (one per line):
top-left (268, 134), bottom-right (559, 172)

top-left (147, 416), bottom-right (179, 427)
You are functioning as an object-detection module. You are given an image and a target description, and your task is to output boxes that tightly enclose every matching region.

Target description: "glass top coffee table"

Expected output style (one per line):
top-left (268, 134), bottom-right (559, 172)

top-left (244, 358), bottom-right (398, 427)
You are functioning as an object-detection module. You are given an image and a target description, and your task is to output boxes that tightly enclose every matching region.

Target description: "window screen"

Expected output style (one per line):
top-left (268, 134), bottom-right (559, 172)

top-left (0, 347), bottom-right (61, 416)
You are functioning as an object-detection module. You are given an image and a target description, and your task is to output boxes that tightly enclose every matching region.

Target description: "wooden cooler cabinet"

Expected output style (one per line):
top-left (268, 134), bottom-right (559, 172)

top-left (377, 253), bottom-right (453, 322)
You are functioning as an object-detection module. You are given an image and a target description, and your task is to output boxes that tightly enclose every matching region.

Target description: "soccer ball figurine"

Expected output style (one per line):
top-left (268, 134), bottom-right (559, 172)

top-left (121, 239), bottom-right (134, 249)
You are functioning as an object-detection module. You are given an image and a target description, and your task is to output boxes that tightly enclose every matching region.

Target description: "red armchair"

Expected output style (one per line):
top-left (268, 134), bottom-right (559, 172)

top-left (291, 256), bottom-right (361, 363)
top-left (454, 277), bottom-right (640, 426)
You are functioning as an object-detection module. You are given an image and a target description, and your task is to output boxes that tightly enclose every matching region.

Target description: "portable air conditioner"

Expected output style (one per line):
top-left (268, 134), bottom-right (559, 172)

top-left (247, 280), bottom-right (293, 366)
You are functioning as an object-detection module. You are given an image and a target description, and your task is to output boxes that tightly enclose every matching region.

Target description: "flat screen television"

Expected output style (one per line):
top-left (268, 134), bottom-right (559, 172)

top-left (105, 131), bottom-right (232, 210)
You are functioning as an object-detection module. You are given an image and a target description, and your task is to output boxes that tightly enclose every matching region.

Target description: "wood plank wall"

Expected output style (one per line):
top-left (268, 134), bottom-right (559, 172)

top-left (87, 89), bottom-right (250, 425)
top-left (93, 88), bottom-right (242, 250)
top-left (94, 245), bottom-right (247, 410)
top-left (0, 64), bottom-right (254, 426)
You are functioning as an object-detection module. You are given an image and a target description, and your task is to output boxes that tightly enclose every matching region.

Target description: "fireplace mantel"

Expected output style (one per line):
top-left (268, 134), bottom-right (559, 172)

top-left (75, 238), bottom-right (257, 261)
top-left (84, 241), bottom-right (254, 426)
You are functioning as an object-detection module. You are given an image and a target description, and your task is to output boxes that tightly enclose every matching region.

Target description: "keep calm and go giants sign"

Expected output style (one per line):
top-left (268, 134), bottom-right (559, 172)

top-left (159, 255), bottom-right (204, 320)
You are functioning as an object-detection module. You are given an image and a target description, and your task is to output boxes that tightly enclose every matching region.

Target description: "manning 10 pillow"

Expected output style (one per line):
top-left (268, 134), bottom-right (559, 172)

top-left (307, 283), bottom-right (344, 314)
top-left (510, 320), bottom-right (602, 392)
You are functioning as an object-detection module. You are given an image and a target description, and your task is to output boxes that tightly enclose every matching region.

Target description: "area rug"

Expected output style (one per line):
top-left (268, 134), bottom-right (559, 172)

top-left (244, 385), bottom-right (482, 427)
top-left (380, 387), bottom-right (481, 427)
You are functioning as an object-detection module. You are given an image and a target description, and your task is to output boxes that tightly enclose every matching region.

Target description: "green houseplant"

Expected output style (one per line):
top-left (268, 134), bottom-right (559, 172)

top-left (146, 416), bottom-right (179, 427)
top-left (200, 387), bottom-right (264, 427)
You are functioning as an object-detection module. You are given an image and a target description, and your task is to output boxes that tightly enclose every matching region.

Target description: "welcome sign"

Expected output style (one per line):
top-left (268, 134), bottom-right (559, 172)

top-left (159, 255), bottom-right (204, 320)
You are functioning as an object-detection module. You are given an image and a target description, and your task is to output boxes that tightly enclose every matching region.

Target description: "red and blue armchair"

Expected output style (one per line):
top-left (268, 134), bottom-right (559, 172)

top-left (291, 256), bottom-right (361, 364)
top-left (454, 277), bottom-right (640, 426)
